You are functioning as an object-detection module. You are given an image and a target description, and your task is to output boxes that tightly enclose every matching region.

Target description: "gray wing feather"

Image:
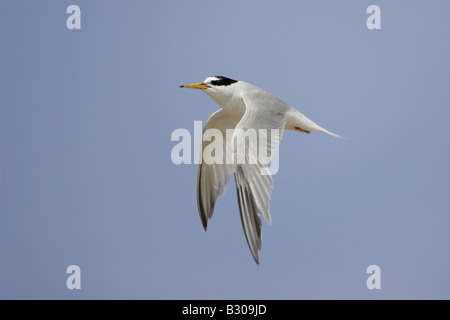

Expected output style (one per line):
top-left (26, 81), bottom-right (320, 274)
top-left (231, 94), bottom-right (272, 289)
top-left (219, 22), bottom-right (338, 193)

top-left (197, 109), bottom-right (240, 230)
top-left (235, 165), bottom-right (262, 264)
top-left (231, 89), bottom-right (291, 262)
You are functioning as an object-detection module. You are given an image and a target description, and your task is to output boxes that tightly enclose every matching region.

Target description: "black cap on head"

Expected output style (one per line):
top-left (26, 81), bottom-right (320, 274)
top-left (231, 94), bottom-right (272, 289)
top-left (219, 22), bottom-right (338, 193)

top-left (209, 76), bottom-right (237, 86)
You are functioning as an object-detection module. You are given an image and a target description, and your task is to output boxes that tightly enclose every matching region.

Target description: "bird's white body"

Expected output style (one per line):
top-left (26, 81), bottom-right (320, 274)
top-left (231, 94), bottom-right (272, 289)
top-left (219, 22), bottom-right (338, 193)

top-left (203, 79), bottom-right (340, 137)
top-left (181, 76), bottom-right (340, 263)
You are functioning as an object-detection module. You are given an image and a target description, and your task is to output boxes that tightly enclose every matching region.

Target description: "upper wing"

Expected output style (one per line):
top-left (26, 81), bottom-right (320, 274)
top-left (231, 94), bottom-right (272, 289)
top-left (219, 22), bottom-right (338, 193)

top-left (233, 89), bottom-right (291, 263)
top-left (197, 109), bottom-right (241, 230)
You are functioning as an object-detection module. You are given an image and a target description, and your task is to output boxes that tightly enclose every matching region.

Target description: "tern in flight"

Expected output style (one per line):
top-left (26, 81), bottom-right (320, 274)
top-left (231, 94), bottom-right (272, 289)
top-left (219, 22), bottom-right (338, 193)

top-left (180, 76), bottom-right (341, 263)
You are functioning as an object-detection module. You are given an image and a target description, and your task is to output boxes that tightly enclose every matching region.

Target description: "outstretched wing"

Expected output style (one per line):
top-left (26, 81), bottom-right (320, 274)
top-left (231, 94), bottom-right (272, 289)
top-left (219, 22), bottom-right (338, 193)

top-left (232, 89), bottom-right (291, 263)
top-left (197, 109), bottom-right (241, 230)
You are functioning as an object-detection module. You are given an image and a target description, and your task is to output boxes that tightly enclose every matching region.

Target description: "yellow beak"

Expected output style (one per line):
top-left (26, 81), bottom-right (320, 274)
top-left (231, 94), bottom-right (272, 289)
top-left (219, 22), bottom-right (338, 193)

top-left (180, 82), bottom-right (210, 89)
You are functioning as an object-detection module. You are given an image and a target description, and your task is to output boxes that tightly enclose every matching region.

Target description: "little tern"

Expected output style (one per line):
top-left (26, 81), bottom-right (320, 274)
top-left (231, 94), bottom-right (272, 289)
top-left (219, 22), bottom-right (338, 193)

top-left (180, 76), bottom-right (341, 264)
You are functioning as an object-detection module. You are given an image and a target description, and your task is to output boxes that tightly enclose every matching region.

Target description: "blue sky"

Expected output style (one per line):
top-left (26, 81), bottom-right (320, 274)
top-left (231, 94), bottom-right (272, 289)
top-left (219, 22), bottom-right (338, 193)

top-left (1, 1), bottom-right (449, 299)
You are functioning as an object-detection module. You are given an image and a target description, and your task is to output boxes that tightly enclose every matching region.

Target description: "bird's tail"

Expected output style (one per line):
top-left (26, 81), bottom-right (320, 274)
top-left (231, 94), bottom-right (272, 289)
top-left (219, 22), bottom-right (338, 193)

top-left (317, 127), bottom-right (344, 139)
top-left (287, 109), bottom-right (344, 138)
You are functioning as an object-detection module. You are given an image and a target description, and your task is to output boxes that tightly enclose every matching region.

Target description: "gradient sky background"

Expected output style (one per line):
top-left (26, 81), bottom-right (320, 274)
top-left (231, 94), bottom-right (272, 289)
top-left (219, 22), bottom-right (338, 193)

top-left (1, 1), bottom-right (449, 299)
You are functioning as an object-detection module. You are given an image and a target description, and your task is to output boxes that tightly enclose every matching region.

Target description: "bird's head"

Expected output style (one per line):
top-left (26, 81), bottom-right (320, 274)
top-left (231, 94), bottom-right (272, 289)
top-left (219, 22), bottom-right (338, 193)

top-left (180, 76), bottom-right (239, 107)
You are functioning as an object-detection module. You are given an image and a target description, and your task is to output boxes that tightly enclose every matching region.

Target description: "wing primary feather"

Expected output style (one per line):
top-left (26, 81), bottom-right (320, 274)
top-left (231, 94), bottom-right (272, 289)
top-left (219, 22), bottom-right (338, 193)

top-left (196, 164), bottom-right (208, 230)
top-left (235, 166), bottom-right (262, 264)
